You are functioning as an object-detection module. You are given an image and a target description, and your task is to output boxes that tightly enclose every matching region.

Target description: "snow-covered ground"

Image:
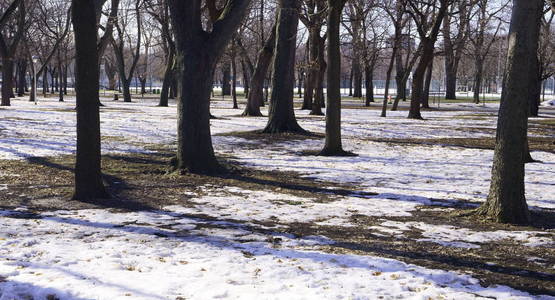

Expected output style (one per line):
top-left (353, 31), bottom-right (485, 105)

top-left (1, 96), bottom-right (554, 299)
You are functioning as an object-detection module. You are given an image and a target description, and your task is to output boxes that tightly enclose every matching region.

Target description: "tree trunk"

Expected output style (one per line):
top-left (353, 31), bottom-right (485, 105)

top-left (242, 23), bottom-right (276, 117)
top-left (1, 58), bottom-right (14, 106)
top-left (477, 0), bottom-right (542, 224)
top-left (310, 36), bottom-right (326, 116)
top-left (364, 63), bottom-right (374, 106)
top-left (222, 63), bottom-right (231, 95)
top-left (17, 59), bottom-right (27, 97)
top-left (262, 1), bottom-right (304, 133)
top-left (71, 0), bottom-right (109, 201)
top-left (122, 79), bottom-right (132, 102)
top-left (422, 57), bottom-right (434, 108)
top-left (231, 54), bottom-right (238, 109)
top-left (320, 0), bottom-right (347, 155)
top-left (445, 55), bottom-right (457, 100)
top-left (159, 48), bottom-right (175, 107)
top-left (529, 75), bottom-right (541, 117)
top-left (473, 59), bottom-right (483, 104)
top-left (409, 39), bottom-right (434, 119)
top-left (352, 58), bottom-right (363, 98)
top-left (240, 58), bottom-right (250, 98)
top-left (382, 37), bottom-right (398, 117)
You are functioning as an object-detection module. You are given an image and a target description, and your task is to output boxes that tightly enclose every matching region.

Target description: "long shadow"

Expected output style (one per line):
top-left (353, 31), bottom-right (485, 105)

top-left (2, 208), bottom-right (554, 297)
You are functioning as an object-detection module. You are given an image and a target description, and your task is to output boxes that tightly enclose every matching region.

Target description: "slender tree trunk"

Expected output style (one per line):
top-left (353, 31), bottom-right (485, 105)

top-left (71, 0), bottom-right (109, 201)
top-left (352, 58), bottom-right (362, 98)
top-left (159, 48), bottom-right (174, 107)
top-left (231, 54), bottom-right (238, 109)
top-left (422, 57), bottom-right (434, 108)
top-left (474, 59), bottom-right (483, 104)
top-left (477, 0), bottom-right (542, 224)
top-left (320, 0), bottom-right (348, 155)
top-left (382, 40), bottom-right (398, 117)
top-left (262, 1), bottom-right (304, 133)
top-left (240, 59), bottom-right (250, 98)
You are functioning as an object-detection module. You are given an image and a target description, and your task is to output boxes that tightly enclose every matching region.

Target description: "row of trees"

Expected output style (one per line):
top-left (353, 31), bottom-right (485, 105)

top-left (0, 0), bottom-right (550, 225)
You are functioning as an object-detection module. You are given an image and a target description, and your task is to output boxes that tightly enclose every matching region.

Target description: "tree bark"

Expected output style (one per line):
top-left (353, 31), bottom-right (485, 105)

top-left (473, 59), bottom-right (483, 104)
top-left (242, 23), bottom-right (276, 116)
top-left (422, 57), bottom-right (433, 108)
top-left (409, 39), bottom-right (434, 119)
top-left (159, 47), bottom-right (174, 107)
top-left (17, 58), bottom-right (26, 97)
top-left (222, 63), bottom-right (231, 95)
top-left (364, 63), bottom-right (374, 106)
top-left (1, 59), bottom-right (14, 105)
top-left (320, 0), bottom-right (348, 155)
top-left (71, 0), bottom-right (109, 201)
top-left (477, 0), bottom-right (542, 224)
top-left (168, 0), bottom-right (251, 174)
top-left (262, 0), bottom-right (304, 133)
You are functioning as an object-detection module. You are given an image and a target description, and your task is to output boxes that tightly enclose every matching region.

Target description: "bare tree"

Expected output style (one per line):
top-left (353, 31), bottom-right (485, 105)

top-left (477, 0), bottom-right (542, 224)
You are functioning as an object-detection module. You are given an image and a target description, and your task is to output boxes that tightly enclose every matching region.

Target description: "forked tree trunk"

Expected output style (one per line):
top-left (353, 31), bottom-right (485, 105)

top-left (168, 0), bottom-right (251, 174)
top-left (262, 0), bottom-right (304, 133)
top-left (242, 23), bottom-right (276, 117)
top-left (310, 36), bottom-right (325, 116)
top-left (71, 0), bottom-right (109, 201)
top-left (477, 0), bottom-right (542, 224)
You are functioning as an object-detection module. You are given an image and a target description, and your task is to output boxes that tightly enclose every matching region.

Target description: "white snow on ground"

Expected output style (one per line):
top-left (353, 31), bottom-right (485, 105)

top-left (1, 97), bottom-right (554, 299)
top-left (0, 208), bottom-right (551, 300)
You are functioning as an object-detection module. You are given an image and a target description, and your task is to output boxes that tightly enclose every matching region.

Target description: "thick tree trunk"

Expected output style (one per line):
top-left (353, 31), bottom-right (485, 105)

top-left (445, 56), bottom-right (457, 100)
top-left (139, 77), bottom-right (147, 94)
top-left (302, 72), bottom-right (313, 110)
top-left (122, 79), bottom-right (132, 102)
top-left (71, 0), bottom-right (109, 201)
top-left (1, 58), bottom-right (14, 106)
top-left (477, 0), bottom-right (542, 224)
top-left (262, 1), bottom-right (304, 133)
top-left (174, 51), bottom-right (221, 173)
top-left (242, 23), bottom-right (276, 117)
top-left (320, 0), bottom-right (347, 155)
top-left (422, 57), bottom-right (434, 108)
